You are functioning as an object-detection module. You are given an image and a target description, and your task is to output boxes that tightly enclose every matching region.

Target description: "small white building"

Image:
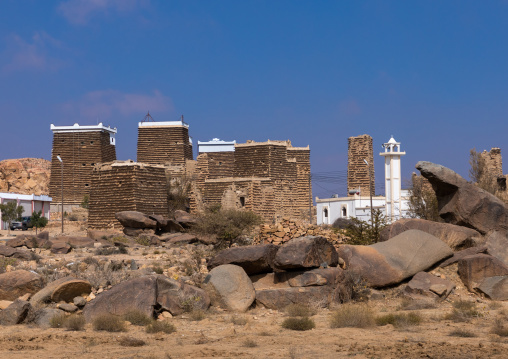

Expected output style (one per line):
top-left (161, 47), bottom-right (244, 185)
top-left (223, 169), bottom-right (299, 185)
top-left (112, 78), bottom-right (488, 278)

top-left (0, 193), bottom-right (52, 230)
top-left (197, 138), bottom-right (236, 153)
top-left (316, 136), bottom-right (410, 225)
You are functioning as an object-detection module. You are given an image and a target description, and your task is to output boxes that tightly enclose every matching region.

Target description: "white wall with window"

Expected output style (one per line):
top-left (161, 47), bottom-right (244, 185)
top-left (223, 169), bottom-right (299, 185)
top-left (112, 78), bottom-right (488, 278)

top-left (0, 193), bottom-right (52, 230)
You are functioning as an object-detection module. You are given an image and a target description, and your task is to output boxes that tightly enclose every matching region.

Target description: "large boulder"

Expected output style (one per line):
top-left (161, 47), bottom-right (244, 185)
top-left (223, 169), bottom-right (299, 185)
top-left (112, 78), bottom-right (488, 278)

top-left (255, 286), bottom-right (333, 309)
top-left (0, 245), bottom-right (34, 260)
top-left (149, 215), bottom-right (184, 233)
top-left (404, 271), bottom-right (455, 299)
top-left (273, 236), bottom-right (338, 270)
top-left (440, 246), bottom-right (488, 268)
top-left (30, 277), bottom-right (82, 305)
top-left (0, 299), bottom-right (31, 325)
top-left (476, 276), bottom-right (508, 300)
top-left (338, 229), bottom-right (453, 287)
top-left (203, 264), bottom-right (255, 312)
top-left (156, 276), bottom-right (210, 315)
top-left (50, 279), bottom-right (92, 302)
top-left (486, 231), bottom-right (508, 267)
top-left (173, 210), bottom-right (197, 228)
top-left (32, 308), bottom-right (64, 328)
top-left (457, 254), bottom-right (508, 292)
top-left (380, 218), bottom-right (483, 250)
top-left (123, 227), bottom-right (155, 237)
top-left (115, 211), bottom-right (157, 229)
top-left (0, 270), bottom-right (44, 301)
top-left (250, 267), bottom-right (341, 290)
top-left (208, 244), bottom-right (279, 275)
top-left (416, 161), bottom-right (508, 235)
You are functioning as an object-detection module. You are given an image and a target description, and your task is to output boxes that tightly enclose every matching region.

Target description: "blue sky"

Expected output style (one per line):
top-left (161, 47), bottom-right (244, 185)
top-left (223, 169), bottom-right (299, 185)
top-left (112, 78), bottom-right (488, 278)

top-left (1, 0), bottom-right (507, 198)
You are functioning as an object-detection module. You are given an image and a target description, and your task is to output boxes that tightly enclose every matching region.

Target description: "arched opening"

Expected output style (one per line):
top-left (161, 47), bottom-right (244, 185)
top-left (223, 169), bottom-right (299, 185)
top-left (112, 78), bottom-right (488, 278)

top-left (342, 206), bottom-right (347, 218)
top-left (323, 207), bottom-right (329, 224)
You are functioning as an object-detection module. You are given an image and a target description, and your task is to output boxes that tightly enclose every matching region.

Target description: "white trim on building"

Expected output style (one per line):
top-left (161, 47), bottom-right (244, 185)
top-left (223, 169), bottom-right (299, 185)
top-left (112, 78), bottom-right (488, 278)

top-left (198, 138), bottom-right (236, 153)
top-left (138, 121), bottom-right (189, 129)
top-left (0, 193), bottom-right (52, 230)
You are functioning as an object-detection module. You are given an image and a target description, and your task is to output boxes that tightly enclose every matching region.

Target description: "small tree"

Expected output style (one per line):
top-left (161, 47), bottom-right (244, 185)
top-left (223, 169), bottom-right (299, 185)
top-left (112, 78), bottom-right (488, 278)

top-left (344, 209), bottom-right (388, 245)
top-left (0, 202), bottom-right (24, 235)
top-left (31, 210), bottom-right (48, 235)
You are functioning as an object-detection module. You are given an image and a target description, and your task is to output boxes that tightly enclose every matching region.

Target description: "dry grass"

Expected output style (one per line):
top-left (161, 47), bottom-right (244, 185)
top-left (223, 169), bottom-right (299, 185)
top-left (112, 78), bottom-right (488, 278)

top-left (49, 313), bottom-right (66, 328)
top-left (146, 320), bottom-right (176, 334)
top-left (281, 317), bottom-right (315, 331)
top-left (330, 303), bottom-right (375, 328)
top-left (230, 315), bottom-right (248, 326)
top-left (398, 298), bottom-right (437, 311)
top-left (449, 328), bottom-right (477, 337)
top-left (63, 314), bottom-right (86, 331)
top-left (491, 318), bottom-right (508, 337)
top-left (92, 314), bottom-right (127, 332)
top-left (118, 336), bottom-right (146, 347)
top-left (123, 310), bottom-right (152, 326)
top-left (376, 312), bottom-right (423, 328)
top-left (285, 303), bottom-right (316, 317)
top-left (188, 309), bottom-right (206, 321)
top-left (242, 338), bottom-right (258, 348)
top-left (445, 300), bottom-right (482, 322)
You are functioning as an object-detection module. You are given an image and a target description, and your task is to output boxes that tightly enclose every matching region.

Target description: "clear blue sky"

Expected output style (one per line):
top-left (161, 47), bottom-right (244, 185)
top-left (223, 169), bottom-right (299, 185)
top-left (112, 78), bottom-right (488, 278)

top-left (1, 0), bottom-right (507, 198)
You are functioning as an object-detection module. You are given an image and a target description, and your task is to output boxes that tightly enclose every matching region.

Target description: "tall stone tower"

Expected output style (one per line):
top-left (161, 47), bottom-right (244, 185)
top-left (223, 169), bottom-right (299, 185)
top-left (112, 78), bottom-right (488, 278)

top-left (347, 134), bottom-right (374, 196)
top-left (380, 136), bottom-right (405, 221)
top-left (137, 119), bottom-right (193, 168)
top-left (49, 123), bottom-right (117, 209)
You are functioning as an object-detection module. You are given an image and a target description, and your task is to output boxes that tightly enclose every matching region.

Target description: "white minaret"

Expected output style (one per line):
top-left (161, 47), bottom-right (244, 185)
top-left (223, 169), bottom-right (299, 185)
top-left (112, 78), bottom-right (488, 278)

top-left (380, 136), bottom-right (406, 221)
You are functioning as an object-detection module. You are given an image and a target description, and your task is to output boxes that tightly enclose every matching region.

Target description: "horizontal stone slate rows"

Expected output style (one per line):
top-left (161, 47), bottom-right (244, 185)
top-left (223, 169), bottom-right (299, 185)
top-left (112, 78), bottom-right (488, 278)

top-left (49, 131), bottom-right (116, 204)
top-left (347, 134), bottom-right (374, 196)
top-left (137, 126), bottom-right (193, 166)
top-left (88, 162), bottom-right (168, 229)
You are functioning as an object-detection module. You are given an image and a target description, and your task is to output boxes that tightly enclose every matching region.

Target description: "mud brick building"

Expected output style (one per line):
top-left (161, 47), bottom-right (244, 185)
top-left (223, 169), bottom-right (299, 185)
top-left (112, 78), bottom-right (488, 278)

top-left (49, 123), bottom-right (117, 209)
top-left (192, 140), bottom-right (311, 223)
top-left (137, 120), bottom-right (193, 168)
top-left (88, 161), bottom-right (168, 229)
top-left (347, 134), bottom-right (375, 196)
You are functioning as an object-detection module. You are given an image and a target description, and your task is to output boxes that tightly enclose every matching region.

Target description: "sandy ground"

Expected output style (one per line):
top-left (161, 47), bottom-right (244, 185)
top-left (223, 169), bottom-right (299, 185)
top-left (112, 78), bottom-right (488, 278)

top-left (0, 299), bottom-right (507, 359)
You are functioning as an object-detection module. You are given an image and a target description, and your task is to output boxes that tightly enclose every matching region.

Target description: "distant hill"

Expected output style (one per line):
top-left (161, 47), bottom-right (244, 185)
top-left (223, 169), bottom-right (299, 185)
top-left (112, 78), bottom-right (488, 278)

top-left (0, 158), bottom-right (51, 196)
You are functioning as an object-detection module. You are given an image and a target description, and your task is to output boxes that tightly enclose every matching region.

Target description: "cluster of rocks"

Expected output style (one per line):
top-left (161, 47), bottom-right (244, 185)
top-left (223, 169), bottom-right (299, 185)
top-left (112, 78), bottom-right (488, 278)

top-left (255, 218), bottom-right (345, 245)
top-left (0, 158), bottom-right (51, 196)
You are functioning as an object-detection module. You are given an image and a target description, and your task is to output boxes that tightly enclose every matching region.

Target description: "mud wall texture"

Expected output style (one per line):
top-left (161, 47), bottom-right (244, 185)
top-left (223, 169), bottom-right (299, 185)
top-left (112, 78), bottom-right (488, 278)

top-left (49, 131), bottom-right (116, 205)
top-left (137, 126), bottom-right (193, 167)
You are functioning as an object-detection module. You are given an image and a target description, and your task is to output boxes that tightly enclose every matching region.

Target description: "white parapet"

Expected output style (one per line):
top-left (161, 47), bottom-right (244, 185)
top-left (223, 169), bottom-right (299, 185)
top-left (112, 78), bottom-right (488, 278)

top-left (198, 138), bottom-right (236, 153)
top-left (50, 123), bottom-right (117, 134)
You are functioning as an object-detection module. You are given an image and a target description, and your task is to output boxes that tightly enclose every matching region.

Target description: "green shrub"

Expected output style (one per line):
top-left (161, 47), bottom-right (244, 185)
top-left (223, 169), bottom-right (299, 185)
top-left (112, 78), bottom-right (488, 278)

top-left (123, 310), bottom-right (152, 326)
top-left (146, 320), bottom-right (176, 334)
top-left (135, 236), bottom-right (151, 246)
top-left (285, 303), bottom-right (316, 317)
top-left (49, 313), bottom-right (66, 328)
top-left (344, 209), bottom-right (388, 245)
top-left (92, 314), bottom-right (127, 332)
top-left (63, 314), bottom-right (86, 331)
top-left (281, 317), bottom-right (315, 331)
top-left (449, 329), bottom-right (477, 337)
top-left (194, 208), bottom-right (262, 249)
top-left (330, 304), bottom-right (375, 328)
top-left (376, 312), bottom-right (422, 328)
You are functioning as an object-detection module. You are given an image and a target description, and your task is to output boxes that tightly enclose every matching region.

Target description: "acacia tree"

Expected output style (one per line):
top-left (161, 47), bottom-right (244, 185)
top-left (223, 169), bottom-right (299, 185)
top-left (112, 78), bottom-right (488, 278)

top-left (31, 210), bottom-right (48, 235)
top-left (0, 202), bottom-right (24, 235)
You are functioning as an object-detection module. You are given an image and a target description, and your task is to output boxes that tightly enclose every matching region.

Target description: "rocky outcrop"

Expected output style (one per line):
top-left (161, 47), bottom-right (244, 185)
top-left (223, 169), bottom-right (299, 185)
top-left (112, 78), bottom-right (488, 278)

top-left (0, 158), bottom-right (51, 195)
top-left (273, 236), bottom-right (338, 270)
top-left (0, 270), bottom-right (43, 301)
top-left (440, 246), bottom-right (488, 267)
top-left (255, 286), bottom-right (333, 310)
top-left (203, 265), bottom-right (255, 312)
top-left (207, 244), bottom-right (279, 275)
top-left (30, 277), bottom-right (83, 305)
top-left (338, 230), bottom-right (453, 287)
top-left (404, 271), bottom-right (455, 299)
top-left (115, 211), bottom-right (157, 229)
top-left (416, 161), bottom-right (508, 235)
top-left (457, 254), bottom-right (508, 291)
top-left (380, 218), bottom-right (483, 250)
top-left (0, 299), bottom-right (31, 325)
top-left (476, 276), bottom-right (508, 300)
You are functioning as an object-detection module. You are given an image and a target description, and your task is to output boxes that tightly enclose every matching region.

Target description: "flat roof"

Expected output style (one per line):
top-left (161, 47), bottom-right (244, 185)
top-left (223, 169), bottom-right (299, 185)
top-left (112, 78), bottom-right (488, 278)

top-left (50, 123), bottom-right (117, 134)
top-left (138, 121), bottom-right (189, 129)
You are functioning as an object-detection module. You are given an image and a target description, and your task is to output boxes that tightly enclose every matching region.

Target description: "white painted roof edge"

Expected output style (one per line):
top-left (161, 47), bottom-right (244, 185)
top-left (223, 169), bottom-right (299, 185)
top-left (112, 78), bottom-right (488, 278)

top-left (0, 193), bottom-right (52, 201)
top-left (138, 121), bottom-right (189, 128)
top-left (50, 123), bottom-right (117, 134)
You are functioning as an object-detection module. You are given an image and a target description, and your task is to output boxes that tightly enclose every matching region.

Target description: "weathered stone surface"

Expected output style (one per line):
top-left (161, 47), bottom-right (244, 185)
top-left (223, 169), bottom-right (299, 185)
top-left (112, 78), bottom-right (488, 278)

top-left (416, 161), bottom-right (508, 235)
top-left (440, 246), bottom-right (488, 267)
top-left (173, 210), bottom-right (197, 228)
top-left (115, 211), bottom-right (157, 229)
top-left (0, 245), bottom-right (33, 260)
top-left (156, 276), bottom-right (210, 315)
top-left (208, 244), bottom-right (279, 275)
top-left (87, 229), bottom-right (115, 241)
top-left (486, 231), bottom-right (508, 267)
top-left (255, 286), bottom-right (333, 309)
top-left (149, 215), bottom-right (184, 233)
top-left (250, 267), bottom-right (341, 290)
top-left (160, 233), bottom-right (197, 244)
top-left (33, 308), bottom-right (63, 328)
top-left (50, 241), bottom-right (71, 254)
top-left (380, 218), bottom-right (483, 250)
top-left (273, 236), bottom-right (338, 270)
top-left (123, 227), bottom-right (155, 237)
top-left (404, 272), bottom-right (455, 298)
top-left (51, 279), bottom-right (92, 303)
top-left (476, 276), bottom-right (508, 300)
top-left (457, 254), bottom-right (508, 291)
top-left (6, 235), bottom-right (30, 248)
top-left (58, 236), bottom-right (95, 248)
top-left (83, 276), bottom-right (157, 321)
top-left (30, 277), bottom-right (78, 305)
top-left (250, 273), bottom-right (291, 290)
top-left (0, 300), bottom-right (13, 310)
top-left (73, 296), bottom-right (86, 307)
top-left (0, 299), bottom-right (31, 325)
top-left (338, 230), bottom-right (453, 287)
top-left (0, 270), bottom-right (43, 301)
top-left (203, 264), bottom-right (255, 312)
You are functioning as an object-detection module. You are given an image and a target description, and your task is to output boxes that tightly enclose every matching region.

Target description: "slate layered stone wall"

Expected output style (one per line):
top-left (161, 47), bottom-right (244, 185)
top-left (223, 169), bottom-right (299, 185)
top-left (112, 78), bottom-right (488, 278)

top-left (137, 125), bottom-right (193, 167)
top-left (347, 134), bottom-right (374, 196)
top-left (49, 131), bottom-right (116, 205)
